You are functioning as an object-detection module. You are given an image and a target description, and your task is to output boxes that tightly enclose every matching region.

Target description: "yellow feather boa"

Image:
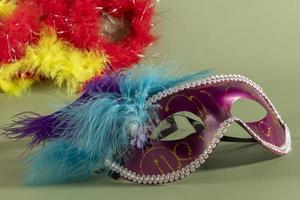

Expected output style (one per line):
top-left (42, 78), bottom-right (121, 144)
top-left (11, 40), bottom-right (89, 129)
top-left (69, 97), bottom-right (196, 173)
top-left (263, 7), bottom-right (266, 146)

top-left (0, 28), bottom-right (107, 95)
top-left (0, 0), bottom-right (16, 17)
top-left (0, 79), bottom-right (34, 96)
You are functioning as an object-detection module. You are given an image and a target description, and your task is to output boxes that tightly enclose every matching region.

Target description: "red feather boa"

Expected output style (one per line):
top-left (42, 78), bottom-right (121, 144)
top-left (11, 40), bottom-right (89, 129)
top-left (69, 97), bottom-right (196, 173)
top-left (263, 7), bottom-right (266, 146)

top-left (0, 1), bottom-right (40, 64)
top-left (1, 0), bottom-right (155, 70)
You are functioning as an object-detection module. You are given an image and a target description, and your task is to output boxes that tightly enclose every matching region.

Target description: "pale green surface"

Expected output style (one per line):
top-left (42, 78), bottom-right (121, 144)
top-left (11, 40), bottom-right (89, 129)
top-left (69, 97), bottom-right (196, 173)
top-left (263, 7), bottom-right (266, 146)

top-left (0, 0), bottom-right (300, 199)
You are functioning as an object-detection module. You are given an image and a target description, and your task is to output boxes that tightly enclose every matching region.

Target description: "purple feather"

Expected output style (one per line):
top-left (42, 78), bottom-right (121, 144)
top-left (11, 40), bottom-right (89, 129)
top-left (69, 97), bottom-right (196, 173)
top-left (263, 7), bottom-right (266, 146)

top-left (2, 112), bottom-right (60, 147)
top-left (82, 74), bottom-right (122, 96)
top-left (2, 74), bottom-right (123, 147)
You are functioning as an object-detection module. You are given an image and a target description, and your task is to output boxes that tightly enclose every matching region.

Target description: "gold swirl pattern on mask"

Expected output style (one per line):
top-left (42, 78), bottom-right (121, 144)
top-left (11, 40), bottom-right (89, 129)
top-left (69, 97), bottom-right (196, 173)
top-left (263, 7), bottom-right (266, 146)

top-left (258, 121), bottom-right (272, 138)
top-left (163, 94), bottom-right (207, 119)
top-left (140, 146), bottom-right (181, 175)
top-left (139, 132), bottom-right (211, 175)
top-left (173, 142), bottom-right (194, 161)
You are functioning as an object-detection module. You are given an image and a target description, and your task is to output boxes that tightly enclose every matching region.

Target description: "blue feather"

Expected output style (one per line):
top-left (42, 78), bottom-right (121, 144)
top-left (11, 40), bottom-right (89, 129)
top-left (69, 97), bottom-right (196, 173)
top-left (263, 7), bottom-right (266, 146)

top-left (23, 65), bottom-right (210, 184)
top-left (24, 139), bottom-right (99, 185)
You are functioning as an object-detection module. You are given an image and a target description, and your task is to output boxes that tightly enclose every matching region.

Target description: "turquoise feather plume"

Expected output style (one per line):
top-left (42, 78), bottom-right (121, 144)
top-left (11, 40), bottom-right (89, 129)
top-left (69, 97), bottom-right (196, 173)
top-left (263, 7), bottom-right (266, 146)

top-left (23, 65), bottom-right (210, 185)
top-left (24, 139), bottom-right (98, 185)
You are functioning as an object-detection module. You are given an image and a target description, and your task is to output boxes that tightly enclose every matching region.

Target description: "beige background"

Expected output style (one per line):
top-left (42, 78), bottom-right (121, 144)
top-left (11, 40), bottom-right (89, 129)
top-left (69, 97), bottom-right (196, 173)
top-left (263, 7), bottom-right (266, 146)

top-left (0, 0), bottom-right (299, 199)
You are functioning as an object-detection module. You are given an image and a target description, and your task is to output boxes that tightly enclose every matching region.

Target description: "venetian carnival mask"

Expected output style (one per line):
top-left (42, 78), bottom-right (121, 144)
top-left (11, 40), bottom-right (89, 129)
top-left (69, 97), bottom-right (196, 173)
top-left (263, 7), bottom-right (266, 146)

top-left (2, 66), bottom-right (291, 185)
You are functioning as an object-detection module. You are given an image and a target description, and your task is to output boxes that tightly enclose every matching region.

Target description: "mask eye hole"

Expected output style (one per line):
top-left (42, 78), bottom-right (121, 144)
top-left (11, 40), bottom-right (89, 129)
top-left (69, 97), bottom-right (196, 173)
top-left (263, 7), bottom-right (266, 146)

top-left (231, 99), bottom-right (267, 122)
top-left (149, 112), bottom-right (205, 141)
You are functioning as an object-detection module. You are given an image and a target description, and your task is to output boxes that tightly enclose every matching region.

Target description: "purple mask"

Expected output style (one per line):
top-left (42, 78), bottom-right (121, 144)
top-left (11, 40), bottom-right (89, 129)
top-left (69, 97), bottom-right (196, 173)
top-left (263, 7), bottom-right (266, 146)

top-left (105, 74), bottom-right (291, 184)
top-left (3, 67), bottom-right (291, 185)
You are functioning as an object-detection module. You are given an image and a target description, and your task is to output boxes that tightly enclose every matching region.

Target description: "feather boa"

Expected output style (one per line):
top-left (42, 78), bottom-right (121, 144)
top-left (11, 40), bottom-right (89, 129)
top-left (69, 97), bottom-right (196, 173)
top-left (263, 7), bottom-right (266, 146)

top-left (0, 1), bottom-right (40, 63)
top-left (0, 28), bottom-right (107, 95)
top-left (35, 0), bottom-right (156, 69)
top-left (0, 78), bottom-right (34, 96)
top-left (0, 0), bottom-right (156, 95)
top-left (2, 65), bottom-right (209, 184)
top-left (0, 0), bottom-right (17, 17)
